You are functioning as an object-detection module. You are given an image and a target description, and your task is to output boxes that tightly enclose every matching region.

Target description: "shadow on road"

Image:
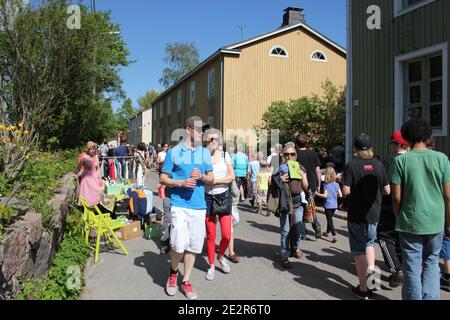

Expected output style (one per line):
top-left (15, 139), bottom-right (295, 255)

top-left (247, 220), bottom-right (280, 234)
top-left (134, 251), bottom-right (171, 289)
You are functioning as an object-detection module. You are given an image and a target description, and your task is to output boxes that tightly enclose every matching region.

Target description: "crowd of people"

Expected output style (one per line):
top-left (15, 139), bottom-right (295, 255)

top-left (73, 115), bottom-right (450, 301)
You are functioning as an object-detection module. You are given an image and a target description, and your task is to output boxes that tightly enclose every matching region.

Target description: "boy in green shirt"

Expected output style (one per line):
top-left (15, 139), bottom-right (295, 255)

top-left (390, 119), bottom-right (450, 300)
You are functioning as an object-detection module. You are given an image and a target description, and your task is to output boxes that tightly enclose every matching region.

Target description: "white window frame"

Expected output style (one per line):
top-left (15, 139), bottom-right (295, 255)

top-left (190, 81), bottom-right (196, 107)
top-left (177, 89), bottom-right (182, 112)
top-left (310, 50), bottom-right (328, 62)
top-left (394, 0), bottom-right (435, 17)
top-left (167, 97), bottom-right (171, 116)
top-left (395, 42), bottom-right (448, 136)
top-left (159, 101), bottom-right (163, 119)
top-left (208, 69), bottom-right (215, 98)
top-left (269, 45), bottom-right (289, 59)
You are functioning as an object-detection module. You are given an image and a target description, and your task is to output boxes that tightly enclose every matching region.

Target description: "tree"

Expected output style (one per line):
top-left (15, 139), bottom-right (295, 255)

top-left (114, 98), bottom-right (137, 132)
top-left (159, 42), bottom-right (200, 89)
top-left (0, 0), bottom-right (132, 179)
top-left (137, 90), bottom-right (159, 111)
top-left (262, 80), bottom-right (345, 156)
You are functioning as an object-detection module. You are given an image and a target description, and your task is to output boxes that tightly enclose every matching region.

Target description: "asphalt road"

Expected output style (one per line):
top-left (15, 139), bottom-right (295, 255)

top-left (82, 172), bottom-right (450, 301)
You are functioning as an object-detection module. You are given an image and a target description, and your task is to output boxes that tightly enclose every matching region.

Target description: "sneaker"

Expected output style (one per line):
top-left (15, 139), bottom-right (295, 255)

top-left (331, 236), bottom-right (338, 243)
top-left (441, 274), bottom-right (450, 292)
top-left (351, 285), bottom-right (371, 300)
top-left (389, 271), bottom-right (403, 288)
top-left (205, 268), bottom-right (215, 281)
top-left (181, 282), bottom-right (198, 300)
top-left (165, 274), bottom-right (178, 296)
top-left (323, 232), bottom-right (331, 237)
top-left (219, 257), bottom-right (231, 274)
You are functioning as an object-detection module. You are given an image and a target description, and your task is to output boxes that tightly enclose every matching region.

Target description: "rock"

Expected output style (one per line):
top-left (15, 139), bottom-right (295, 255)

top-left (2, 225), bottom-right (28, 281)
top-left (33, 232), bottom-right (51, 278)
top-left (1, 212), bottom-right (42, 281)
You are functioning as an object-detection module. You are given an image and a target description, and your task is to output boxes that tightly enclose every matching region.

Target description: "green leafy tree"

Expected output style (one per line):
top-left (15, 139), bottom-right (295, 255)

top-left (159, 42), bottom-right (200, 89)
top-left (114, 98), bottom-right (137, 132)
top-left (137, 90), bottom-right (159, 111)
top-left (0, 0), bottom-right (132, 179)
top-left (262, 80), bottom-right (345, 155)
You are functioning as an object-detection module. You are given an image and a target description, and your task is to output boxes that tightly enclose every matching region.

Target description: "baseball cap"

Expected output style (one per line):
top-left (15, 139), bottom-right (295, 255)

top-left (185, 116), bottom-right (209, 129)
top-left (354, 133), bottom-right (372, 150)
top-left (390, 131), bottom-right (408, 146)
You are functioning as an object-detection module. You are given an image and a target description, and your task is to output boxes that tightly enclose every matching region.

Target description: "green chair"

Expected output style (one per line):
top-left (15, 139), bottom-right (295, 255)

top-left (80, 197), bottom-right (128, 263)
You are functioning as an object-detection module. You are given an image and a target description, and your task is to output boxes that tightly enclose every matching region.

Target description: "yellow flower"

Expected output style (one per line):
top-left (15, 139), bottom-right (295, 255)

top-left (15, 130), bottom-right (21, 135)
top-left (6, 126), bottom-right (13, 132)
top-left (24, 130), bottom-right (30, 135)
top-left (0, 125), bottom-right (5, 130)
top-left (18, 122), bottom-right (24, 128)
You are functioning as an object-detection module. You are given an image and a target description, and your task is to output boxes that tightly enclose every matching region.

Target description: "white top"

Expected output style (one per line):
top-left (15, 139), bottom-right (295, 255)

top-left (158, 151), bottom-right (167, 163)
top-left (206, 151), bottom-right (232, 195)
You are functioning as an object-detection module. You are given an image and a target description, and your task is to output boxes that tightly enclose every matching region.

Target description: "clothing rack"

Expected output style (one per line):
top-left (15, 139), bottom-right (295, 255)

top-left (99, 156), bottom-right (138, 159)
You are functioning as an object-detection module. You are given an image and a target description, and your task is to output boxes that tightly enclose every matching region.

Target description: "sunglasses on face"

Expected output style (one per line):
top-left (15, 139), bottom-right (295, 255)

top-left (283, 153), bottom-right (296, 157)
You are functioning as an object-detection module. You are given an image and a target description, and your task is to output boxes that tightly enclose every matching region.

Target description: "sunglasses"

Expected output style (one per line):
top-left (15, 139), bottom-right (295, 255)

top-left (283, 153), bottom-right (296, 157)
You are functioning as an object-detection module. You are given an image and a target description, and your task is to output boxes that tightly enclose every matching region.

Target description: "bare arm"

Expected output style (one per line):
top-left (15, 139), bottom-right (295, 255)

top-left (337, 188), bottom-right (343, 198)
top-left (160, 173), bottom-right (196, 189)
top-left (392, 184), bottom-right (402, 216)
top-left (202, 171), bottom-right (215, 185)
top-left (444, 182), bottom-right (450, 237)
top-left (316, 190), bottom-right (328, 199)
top-left (316, 166), bottom-right (321, 192)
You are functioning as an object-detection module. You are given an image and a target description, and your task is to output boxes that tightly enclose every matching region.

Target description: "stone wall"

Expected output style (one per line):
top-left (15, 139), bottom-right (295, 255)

top-left (0, 174), bottom-right (76, 299)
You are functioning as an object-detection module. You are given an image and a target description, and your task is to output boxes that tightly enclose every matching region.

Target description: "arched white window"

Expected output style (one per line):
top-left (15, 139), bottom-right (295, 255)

top-left (310, 50), bottom-right (328, 62)
top-left (269, 45), bottom-right (288, 58)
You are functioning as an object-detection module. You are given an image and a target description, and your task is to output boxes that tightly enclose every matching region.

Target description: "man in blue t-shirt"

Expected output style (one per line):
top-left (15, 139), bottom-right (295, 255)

top-left (233, 144), bottom-right (249, 201)
top-left (160, 116), bottom-right (214, 300)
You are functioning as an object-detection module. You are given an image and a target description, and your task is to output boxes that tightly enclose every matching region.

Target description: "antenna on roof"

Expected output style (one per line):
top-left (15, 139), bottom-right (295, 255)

top-left (239, 24), bottom-right (246, 41)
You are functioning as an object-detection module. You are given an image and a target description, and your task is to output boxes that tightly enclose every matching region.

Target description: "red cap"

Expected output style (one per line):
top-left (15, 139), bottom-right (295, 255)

top-left (391, 131), bottom-right (408, 146)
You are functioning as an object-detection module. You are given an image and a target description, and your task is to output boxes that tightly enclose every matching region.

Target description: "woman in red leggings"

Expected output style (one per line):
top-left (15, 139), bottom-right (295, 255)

top-left (204, 129), bottom-right (236, 281)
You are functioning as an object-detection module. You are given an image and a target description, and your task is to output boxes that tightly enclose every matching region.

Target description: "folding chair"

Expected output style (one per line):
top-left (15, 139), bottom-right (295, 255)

top-left (80, 197), bottom-right (129, 263)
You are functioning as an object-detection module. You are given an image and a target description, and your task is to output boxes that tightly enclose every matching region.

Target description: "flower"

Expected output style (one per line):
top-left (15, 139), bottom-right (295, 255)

top-left (15, 130), bottom-right (21, 135)
top-left (0, 124), bottom-right (5, 130)
top-left (23, 130), bottom-right (30, 135)
top-left (18, 122), bottom-right (24, 128)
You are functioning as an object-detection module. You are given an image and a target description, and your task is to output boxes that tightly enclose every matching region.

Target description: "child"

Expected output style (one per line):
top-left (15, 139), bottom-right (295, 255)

top-left (255, 160), bottom-right (272, 216)
top-left (316, 167), bottom-right (342, 243)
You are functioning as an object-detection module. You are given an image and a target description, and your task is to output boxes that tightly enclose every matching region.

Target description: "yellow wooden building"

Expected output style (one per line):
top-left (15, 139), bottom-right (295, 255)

top-left (151, 7), bottom-right (346, 144)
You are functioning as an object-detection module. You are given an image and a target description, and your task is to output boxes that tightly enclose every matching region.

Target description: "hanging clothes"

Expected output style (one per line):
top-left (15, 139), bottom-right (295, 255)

top-left (109, 160), bottom-right (116, 180)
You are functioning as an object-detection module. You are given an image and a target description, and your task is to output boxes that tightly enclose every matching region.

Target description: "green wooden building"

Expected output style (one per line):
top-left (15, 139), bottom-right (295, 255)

top-left (347, 0), bottom-right (449, 160)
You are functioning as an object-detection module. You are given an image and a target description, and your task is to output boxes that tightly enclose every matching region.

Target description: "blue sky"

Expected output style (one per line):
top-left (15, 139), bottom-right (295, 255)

top-left (89, 0), bottom-right (347, 111)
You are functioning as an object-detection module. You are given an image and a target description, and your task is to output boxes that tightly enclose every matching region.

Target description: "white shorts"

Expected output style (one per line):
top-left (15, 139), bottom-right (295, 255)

top-left (170, 207), bottom-right (206, 254)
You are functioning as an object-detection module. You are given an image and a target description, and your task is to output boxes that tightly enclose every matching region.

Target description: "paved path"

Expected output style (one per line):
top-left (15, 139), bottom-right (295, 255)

top-left (82, 172), bottom-right (450, 300)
